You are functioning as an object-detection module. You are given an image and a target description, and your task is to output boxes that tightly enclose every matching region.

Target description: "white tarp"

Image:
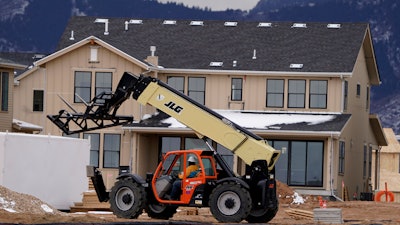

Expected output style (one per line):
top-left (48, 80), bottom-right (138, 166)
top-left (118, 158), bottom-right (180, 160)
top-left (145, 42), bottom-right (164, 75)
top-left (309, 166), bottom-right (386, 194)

top-left (0, 132), bottom-right (90, 210)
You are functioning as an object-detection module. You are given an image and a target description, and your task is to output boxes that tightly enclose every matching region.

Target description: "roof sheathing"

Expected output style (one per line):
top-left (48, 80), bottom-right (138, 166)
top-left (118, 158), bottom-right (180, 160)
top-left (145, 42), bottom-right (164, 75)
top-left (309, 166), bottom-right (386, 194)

top-left (58, 17), bottom-right (368, 73)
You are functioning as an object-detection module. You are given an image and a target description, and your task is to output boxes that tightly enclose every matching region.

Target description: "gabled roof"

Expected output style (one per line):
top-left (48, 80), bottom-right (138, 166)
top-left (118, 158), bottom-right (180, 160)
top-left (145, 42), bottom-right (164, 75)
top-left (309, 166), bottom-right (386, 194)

top-left (123, 110), bottom-right (351, 137)
top-left (0, 56), bottom-right (27, 70)
top-left (58, 17), bottom-right (376, 76)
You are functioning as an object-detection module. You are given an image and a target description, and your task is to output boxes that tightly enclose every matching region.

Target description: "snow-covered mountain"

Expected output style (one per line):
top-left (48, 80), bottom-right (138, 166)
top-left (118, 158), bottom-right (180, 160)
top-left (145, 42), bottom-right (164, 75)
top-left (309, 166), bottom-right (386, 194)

top-left (0, 0), bottom-right (399, 133)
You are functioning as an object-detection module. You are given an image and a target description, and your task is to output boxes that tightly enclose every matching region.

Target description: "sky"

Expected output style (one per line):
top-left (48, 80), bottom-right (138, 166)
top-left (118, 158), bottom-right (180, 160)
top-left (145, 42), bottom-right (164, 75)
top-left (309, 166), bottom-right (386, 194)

top-left (156, 0), bottom-right (260, 11)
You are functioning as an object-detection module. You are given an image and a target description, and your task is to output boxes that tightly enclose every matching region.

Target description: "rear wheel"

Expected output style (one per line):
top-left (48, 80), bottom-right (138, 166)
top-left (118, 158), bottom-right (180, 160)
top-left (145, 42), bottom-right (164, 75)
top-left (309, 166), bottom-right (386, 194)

top-left (209, 181), bottom-right (252, 223)
top-left (245, 204), bottom-right (279, 223)
top-left (145, 202), bottom-right (178, 219)
top-left (109, 179), bottom-right (146, 219)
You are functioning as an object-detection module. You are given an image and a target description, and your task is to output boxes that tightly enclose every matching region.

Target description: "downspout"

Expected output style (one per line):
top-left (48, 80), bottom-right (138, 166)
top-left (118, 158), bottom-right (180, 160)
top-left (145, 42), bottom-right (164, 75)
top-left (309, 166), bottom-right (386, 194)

top-left (330, 133), bottom-right (343, 201)
top-left (375, 146), bottom-right (381, 191)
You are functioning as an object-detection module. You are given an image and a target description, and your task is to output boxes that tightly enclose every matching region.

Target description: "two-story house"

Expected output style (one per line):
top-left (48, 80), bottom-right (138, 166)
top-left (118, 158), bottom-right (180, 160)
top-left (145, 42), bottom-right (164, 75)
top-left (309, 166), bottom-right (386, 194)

top-left (13, 17), bottom-right (387, 199)
top-left (0, 56), bottom-right (27, 132)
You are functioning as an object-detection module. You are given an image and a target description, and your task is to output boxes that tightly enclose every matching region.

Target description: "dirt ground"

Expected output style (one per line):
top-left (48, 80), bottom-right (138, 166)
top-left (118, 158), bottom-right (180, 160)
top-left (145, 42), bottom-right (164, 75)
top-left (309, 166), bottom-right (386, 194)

top-left (1, 183), bottom-right (400, 225)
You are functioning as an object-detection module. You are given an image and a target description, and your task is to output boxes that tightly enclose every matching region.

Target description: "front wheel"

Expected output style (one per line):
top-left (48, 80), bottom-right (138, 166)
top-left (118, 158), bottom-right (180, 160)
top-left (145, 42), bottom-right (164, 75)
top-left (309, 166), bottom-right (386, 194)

top-left (109, 179), bottom-right (146, 219)
top-left (245, 204), bottom-right (279, 223)
top-left (209, 181), bottom-right (252, 223)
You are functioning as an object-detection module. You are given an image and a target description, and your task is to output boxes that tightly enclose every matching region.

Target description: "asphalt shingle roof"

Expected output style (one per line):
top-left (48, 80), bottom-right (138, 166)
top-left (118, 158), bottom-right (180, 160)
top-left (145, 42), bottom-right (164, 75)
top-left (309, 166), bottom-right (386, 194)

top-left (58, 17), bottom-right (368, 73)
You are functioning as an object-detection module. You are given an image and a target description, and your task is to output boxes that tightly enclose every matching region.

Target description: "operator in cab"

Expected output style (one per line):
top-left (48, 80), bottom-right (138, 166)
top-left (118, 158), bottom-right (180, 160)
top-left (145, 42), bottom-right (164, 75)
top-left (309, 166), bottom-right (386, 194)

top-left (170, 156), bottom-right (199, 200)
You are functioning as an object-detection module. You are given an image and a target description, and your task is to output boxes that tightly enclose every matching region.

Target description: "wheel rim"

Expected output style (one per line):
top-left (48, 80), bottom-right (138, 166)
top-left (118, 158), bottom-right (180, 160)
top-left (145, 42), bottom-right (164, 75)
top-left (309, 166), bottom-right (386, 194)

top-left (115, 187), bottom-right (135, 211)
top-left (217, 191), bottom-right (241, 216)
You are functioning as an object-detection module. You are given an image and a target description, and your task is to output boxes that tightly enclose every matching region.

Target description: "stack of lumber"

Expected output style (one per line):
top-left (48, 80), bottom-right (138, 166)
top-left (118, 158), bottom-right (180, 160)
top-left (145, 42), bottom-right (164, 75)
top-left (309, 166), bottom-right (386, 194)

top-left (70, 179), bottom-right (110, 213)
top-left (285, 208), bottom-right (313, 220)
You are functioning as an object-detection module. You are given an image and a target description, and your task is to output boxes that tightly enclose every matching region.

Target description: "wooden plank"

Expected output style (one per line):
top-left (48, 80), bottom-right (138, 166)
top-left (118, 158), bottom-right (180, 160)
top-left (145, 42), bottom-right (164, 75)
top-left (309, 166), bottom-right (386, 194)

top-left (285, 209), bottom-right (313, 220)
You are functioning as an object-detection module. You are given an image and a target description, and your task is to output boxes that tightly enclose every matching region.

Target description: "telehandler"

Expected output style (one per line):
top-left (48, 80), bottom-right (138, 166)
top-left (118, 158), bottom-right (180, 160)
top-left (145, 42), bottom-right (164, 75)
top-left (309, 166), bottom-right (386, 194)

top-left (48, 72), bottom-right (280, 223)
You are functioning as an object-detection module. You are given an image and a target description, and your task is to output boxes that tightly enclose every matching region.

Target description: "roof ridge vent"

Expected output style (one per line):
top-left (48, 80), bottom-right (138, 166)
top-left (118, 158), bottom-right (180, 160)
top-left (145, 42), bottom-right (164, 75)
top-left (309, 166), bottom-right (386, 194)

top-left (163, 20), bottom-right (177, 25)
top-left (69, 30), bottom-right (75, 40)
top-left (190, 21), bottom-right (204, 26)
top-left (290, 63), bottom-right (303, 69)
top-left (327, 23), bottom-right (341, 29)
top-left (224, 21), bottom-right (237, 27)
top-left (257, 22), bottom-right (272, 27)
top-left (94, 18), bottom-right (109, 35)
top-left (291, 23), bottom-right (307, 28)
top-left (210, 62), bottom-right (223, 67)
top-left (129, 19), bottom-right (143, 24)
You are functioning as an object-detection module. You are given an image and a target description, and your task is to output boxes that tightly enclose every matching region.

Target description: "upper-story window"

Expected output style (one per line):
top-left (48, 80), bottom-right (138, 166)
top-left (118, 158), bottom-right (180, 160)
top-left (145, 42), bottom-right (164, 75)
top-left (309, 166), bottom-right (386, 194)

top-left (366, 86), bottom-right (370, 110)
top-left (309, 80), bottom-right (327, 109)
top-left (167, 76), bottom-right (205, 105)
top-left (1, 72), bottom-right (9, 111)
top-left (343, 80), bottom-right (348, 111)
top-left (33, 90), bottom-right (44, 111)
top-left (231, 78), bottom-right (243, 101)
top-left (167, 76), bottom-right (185, 93)
top-left (288, 80), bottom-right (306, 108)
top-left (356, 83), bottom-right (361, 97)
top-left (266, 79), bottom-right (284, 108)
top-left (74, 71), bottom-right (112, 103)
top-left (188, 77), bottom-right (205, 105)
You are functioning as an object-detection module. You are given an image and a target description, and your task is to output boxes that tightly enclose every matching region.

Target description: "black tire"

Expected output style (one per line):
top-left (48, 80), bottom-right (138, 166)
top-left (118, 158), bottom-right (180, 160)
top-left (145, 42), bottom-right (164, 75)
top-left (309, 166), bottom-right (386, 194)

top-left (145, 202), bottom-right (178, 219)
top-left (209, 181), bottom-right (252, 223)
top-left (245, 203), bottom-right (279, 223)
top-left (109, 179), bottom-right (146, 219)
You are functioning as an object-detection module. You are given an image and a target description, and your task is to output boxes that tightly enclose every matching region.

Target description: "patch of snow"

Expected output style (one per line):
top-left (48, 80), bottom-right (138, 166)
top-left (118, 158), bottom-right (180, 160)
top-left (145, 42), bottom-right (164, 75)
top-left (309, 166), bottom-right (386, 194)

top-left (162, 110), bottom-right (336, 129)
top-left (292, 192), bottom-right (305, 205)
top-left (41, 204), bottom-right (53, 213)
top-left (4, 208), bottom-right (16, 213)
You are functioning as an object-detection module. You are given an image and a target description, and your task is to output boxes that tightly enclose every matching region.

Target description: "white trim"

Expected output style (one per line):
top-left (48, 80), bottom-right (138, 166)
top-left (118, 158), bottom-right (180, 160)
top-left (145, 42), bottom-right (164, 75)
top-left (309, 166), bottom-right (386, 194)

top-left (149, 66), bottom-right (353, 77)
top-left (34, 36), bottom-right (150, 70)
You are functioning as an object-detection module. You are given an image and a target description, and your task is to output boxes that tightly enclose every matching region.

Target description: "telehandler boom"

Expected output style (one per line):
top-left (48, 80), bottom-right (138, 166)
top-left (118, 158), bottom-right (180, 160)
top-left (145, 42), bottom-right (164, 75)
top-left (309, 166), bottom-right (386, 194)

top-left (48, 72), bottom-right (281, 223)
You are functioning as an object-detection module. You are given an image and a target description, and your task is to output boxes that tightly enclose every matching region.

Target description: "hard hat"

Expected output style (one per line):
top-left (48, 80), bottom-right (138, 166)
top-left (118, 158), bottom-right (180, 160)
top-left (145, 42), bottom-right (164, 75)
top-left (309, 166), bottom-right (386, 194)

top-left (188, 156), bottom-right (196, 163)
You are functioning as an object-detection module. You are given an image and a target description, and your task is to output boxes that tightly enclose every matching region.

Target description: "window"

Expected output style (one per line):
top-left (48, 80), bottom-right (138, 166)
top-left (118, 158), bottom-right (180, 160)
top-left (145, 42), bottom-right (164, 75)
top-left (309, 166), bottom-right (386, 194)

top-left (271, 140), bottom-right (323, 187)
top-left (33, 90), bottom-right (44, 111)
top-left (366, 86), bottom-right (370, 110)
top-left (356, 83), bottom-right (361, 97)
top-left (75, 71), bottom-right (112, 103)
top-left (266, 79), bottom-right (284, 108)
top-left (84, 133), bottom-right (100, 167)
top-left (62, 133), bottom-right (80, 138)
top-left (74, 71), bottom-right (91, 103)
top-left (217, 144), bottom-right (234, 169)
top-left (188, 77), bottom-right (205, 104)
top-left (161, 137), bottom-right (181, 155)
top-left (270, 141), bottom-right (289, 183)
top-left (288, 80), bottom-right (305, 108)
top-left (95, 72), bottom-right (112, 96)
top-left (103, 134), bottom-right (121, 168)
top-left (185, 137), bottom-right (208, 150)
top-left (368, 145), bottom-right (372, 178)
top-left (231, 78), bottom-right (243, 101)
top-left (339, 141), bottom-right (345, 174)
top-left (309, 80), bottom-right (327, 108)
top-left (1, 72), bottom-right (9, 111)
top-left (363, 145), bottom-right (367, 178)
top-left (167, 77), bottom-right (184, 93)
top-left (343, 80), bottom-right (348, 111)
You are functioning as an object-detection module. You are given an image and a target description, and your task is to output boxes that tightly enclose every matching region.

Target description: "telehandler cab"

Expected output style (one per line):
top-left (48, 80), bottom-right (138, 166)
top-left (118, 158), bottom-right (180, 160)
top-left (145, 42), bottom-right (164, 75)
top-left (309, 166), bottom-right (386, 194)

top-left (48, 72), bottom-right (280, 223)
